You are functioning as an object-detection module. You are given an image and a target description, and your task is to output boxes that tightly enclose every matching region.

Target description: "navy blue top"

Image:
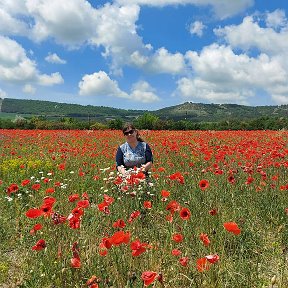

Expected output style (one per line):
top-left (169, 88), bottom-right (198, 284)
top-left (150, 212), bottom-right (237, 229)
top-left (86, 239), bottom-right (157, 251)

top-left (116, 141), bottom-right (153, 169)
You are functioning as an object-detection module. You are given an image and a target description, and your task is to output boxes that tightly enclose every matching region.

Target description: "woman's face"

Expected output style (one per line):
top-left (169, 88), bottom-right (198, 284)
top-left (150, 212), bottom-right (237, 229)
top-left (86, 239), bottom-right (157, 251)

top-left (123, 127), bottom-right (136, 139)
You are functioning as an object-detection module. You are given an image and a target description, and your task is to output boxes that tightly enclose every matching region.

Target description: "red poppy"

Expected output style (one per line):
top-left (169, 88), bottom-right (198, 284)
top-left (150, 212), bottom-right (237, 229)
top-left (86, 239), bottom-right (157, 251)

top-left (161, 190), bottom-right (170, 197)
top-left (32, 183), bottom-right (41, 191)
top-left (109, 231), bottom-right (130, 246)
top-left (171, 249), bottom-right (181, 256)
top-left (113, 219), bottom-right (126, 228)
top-left (44, 186), bottom-right (54, 194)
top-left (166, 200), bottom-right (180, 214)
top-left (32, 239), bottom-right (46, 251)
top-left (179, 256), bottom-right (189, 267)
top-left (77, 200), bottom-right (90, 208)
top-left (199, 179), bottom-right (209, 190)
top-left (143, 201), bottom-right (152, 209)
top-left (30, 223), bottom-right (43, 235)
top-left (209, 209), bottom-right (218, 216)
top-left (26, 208), bottom-right (44, 218)
top-left (199, 233), bottom-right (210, 247)
top-left (128, 210), bottom-right (140, 223)
top-left (71, 257), bottom-right (81, 268)
top-left (7, 183), bottom-right (19, 195)
top-left (205, 254), bottom-right (220, 264)
top-left (196, 257), bottom-right (210, 272)
top-left (172, 233), bottom-right (183, 243)
top-left (141, 271), bottom-right (158, 287)
top-left (223, 222), bottom-right (241, 235)
top-left (130, 239), bottom-right (150, 256)
top-left (21, 179), bottom-right (30, 186)
top-left (179, 207), bottom-right (191, 220)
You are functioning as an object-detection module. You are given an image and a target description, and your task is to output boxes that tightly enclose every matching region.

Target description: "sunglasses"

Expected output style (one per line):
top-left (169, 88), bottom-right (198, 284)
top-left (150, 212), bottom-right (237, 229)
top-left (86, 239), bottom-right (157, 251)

top-left (123, 129), bottom-right (135, 136)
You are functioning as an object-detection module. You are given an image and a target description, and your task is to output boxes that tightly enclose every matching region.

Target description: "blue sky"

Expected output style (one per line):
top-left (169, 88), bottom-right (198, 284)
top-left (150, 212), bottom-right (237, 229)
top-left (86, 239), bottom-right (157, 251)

top-left (1, 0), bottom-right (288, 110)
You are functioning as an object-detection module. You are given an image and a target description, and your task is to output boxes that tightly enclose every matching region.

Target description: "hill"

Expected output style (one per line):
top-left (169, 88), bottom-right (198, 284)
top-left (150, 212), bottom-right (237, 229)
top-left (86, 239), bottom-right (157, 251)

top-left (1, 98), bottom-right (288, 123)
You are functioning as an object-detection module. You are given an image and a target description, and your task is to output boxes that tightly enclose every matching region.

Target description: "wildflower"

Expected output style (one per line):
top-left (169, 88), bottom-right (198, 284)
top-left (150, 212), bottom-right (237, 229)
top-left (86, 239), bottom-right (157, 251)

top-left (128, 210), bottom-right (140, 223)
top-left (32, 183), bottom-right (41, 191)
top-left (161, 190), bottom-right (170, 197)
top-left (141, 271), bottom-right (158, 287)
top-left (199, 179), bottom-right (209, 190)
top-left (143, 201), bottom-right (152, 209)
top-left (196, 257), bottom-right (210, 272)
top-left (223, 222), bottom-right (241, 235)
top-left (199, 233), bottom-right (210, 247)
top-left (113, 219), bottom-right (126, 228)
top-left (172, 233), bottom-right (183, 243)
top-left (7, 183), bottom-right (19, 195)
top-left (45, 187), bottom-right (55, 194)
top-left (179, 207), bottom-right (191, 220)
top-left (209, 209), bottom-right (218, 216)
top-left (30, 223), bottom-right (43, 235)
top-left (171, 249), bottom-right (181, 256)
top-left (32, 239), bottom-right (46, 251)
top-left (109, 231), bottom-right (130, 246)
top-left (179, 256), bottom-right (189, 267)
top-left (77, 199), bottom-right (90, 208)
top-left (166, 200), bottom-right (180, 215)
top-left (130, 239), bottom-right (150, 256)
top-left (205, 254), bottom-right (219, 264)
top-left (26, 208), bottom-right (44, 218)
top-left (21, 179), bottom-right (30, 186)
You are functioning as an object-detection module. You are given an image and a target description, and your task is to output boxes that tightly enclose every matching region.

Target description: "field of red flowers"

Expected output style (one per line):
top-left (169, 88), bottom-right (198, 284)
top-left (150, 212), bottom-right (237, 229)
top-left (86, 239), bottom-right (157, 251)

top-left (0, 129), bottom-right (287, 288)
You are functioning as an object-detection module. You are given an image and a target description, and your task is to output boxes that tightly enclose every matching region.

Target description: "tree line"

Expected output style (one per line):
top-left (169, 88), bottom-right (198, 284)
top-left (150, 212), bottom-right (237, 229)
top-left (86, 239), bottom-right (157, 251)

top-left (0, 113), bottom-right (287, 130)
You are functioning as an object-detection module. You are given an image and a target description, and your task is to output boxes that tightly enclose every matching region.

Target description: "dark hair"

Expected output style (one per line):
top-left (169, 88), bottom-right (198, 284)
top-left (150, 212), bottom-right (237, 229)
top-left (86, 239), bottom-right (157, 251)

top-left (122, 123), bottom-right (144, 142)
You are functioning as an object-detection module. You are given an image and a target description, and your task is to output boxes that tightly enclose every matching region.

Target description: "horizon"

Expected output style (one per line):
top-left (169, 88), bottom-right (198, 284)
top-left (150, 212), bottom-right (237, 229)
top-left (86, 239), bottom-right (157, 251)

top-left (1, 1), bottom-right (288, 110)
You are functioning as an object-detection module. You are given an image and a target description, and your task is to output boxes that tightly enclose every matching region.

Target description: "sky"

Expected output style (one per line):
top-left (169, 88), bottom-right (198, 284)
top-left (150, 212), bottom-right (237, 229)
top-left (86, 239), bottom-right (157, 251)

top-left (1, 0), bottom-right (288, 110)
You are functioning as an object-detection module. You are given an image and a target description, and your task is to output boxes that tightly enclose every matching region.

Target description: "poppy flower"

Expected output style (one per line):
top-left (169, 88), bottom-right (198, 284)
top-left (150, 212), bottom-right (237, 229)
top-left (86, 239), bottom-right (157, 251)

top-left (32, 239), bottom-right (46, 251)
top-left (141, 271), bottom-right (158, 286)
top-left (179, 256), bottom-right (189, 267)
top-left (113, 219), bottom-right (126, 228)
top-left (130, 239), bottom-right (150, 256)
top-left (209, 209), bottom-right (218, 216)
top-left (109, 231), bottom-right (130, 246)
top-left (128, 210), bottom-right (140, 223)
top-left (172, 233), bottom-right (183, 243)
top-left (7, 183), bottom-right (19, 195)
top-left (69, 194), bottom-right (80, 202)
top-left (21, 179), bottom-right (30, 186)
top-left (32, 183), bottom-right (41, 191)
top-left (199, 179), bottom-right (209, 190)
top-left (143, 201), bottom-right (152, 209)
top-left (223, 222), bottom-right (241, 235)
top-left (30, 223), bottom-right (43, 235)
top-left (71, 257), bottom-right (81, 268)
top-left (166, 200), bottom-right (180, 214)
top-left (161, 190), bottom-right (170, 197)
top-left (179, 207), bottom-right (191, 220)
top-left (205, 254), bottom-right (220, 264)
top-left (199, 233), bottom-right (210, 247)
top-left (45, 187), bottom-right (55, 194)
top-left (26, 208), bottom-right (44, 218)
top-left (171, 249), bottom-right (181, 256)
top-left (196, 257), bottom-right (210, 272)
top-left (77, 200), bottom-right (90, 208)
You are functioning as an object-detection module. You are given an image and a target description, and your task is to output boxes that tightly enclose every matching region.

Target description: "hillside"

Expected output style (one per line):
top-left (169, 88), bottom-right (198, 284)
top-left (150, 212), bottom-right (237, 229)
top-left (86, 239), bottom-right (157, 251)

top-left (1, 98), bottom-right (288, 122)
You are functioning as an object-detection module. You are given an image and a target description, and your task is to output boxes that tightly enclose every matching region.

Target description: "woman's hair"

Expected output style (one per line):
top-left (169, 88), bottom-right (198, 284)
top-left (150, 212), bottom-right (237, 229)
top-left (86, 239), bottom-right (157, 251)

top-left (122, 123), bottom-right (144, 142)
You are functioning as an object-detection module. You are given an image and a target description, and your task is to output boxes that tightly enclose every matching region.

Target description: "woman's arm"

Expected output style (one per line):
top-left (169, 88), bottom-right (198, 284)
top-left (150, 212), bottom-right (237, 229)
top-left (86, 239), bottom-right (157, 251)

top-left (116, 146), bottom-right (126, 175)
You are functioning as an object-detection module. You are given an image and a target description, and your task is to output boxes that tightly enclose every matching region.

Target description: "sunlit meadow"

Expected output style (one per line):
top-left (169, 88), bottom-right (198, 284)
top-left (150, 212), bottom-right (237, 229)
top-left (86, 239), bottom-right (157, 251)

top-left (0, 129), bottom-right (287, 288)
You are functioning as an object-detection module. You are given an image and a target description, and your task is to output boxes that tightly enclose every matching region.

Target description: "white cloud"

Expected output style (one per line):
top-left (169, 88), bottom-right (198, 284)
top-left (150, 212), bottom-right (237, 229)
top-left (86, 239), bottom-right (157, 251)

top-left (45, 53), bottom-right (66, 64)
top-left (0, 88), bottom-right (7, 98)
top-left (79, 71), bottom-right (129, 98)
top-left (146, 47), bottom-right (186, 74)
top-left (79, 71), bottom-right (160, 103)
top-left (23, 84), bottom-right (36, 94)
top-left (130, 81), bottom-right (160, 103)
top-left (176, 43), bottom-right (288, 105)
top-left (189, 21), bottom-right (206, 37)
top-left (25, 0), bottom-right (96, 46)
top-left (0, 36), bottom-right (64, 87)
top-left (265, 9), bottom-right (287, 29)
top-left (38, 72), bottom-right (64, 86)
top-left (214, 14), bottom-right (288, 55)
top-left (116, 0), bottom-right (254, 19)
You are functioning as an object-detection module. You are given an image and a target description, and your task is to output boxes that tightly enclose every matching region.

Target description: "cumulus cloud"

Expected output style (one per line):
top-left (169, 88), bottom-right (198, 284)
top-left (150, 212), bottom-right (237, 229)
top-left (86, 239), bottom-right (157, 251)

top-left (45, 53), bottom-right (66, 64)
top-left (0, 36), bottom-right (63, 86)
top-left (79, 71), bottom-right (129, 98)
top-left (175, 43), bottom-right (288, 104)
top-left (79, 71), bottom-right (160, 103)
top-left (130, 81), bottom-right (160, 103)
top-left (189, 21), bottom-right (206, 37)
top-left (265, 9), bottom-right (287, 29)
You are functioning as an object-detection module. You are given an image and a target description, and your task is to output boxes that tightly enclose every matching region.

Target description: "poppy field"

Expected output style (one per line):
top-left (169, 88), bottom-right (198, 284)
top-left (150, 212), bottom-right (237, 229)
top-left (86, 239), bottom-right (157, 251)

top-left (0, 129), bottom-right (287, 288)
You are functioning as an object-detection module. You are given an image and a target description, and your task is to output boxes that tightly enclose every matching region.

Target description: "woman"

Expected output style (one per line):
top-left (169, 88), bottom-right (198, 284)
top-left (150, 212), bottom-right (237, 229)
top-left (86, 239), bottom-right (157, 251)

top-left (116, 123), bottom-right (153, 176)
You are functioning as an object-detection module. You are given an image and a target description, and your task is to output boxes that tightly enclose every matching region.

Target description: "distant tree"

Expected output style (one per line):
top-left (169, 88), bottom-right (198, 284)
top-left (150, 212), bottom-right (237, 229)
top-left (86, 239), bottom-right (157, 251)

top-left (108, 119), bottom-right (124, 130)
top-left (135, 113), bottom-right (159, 130)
